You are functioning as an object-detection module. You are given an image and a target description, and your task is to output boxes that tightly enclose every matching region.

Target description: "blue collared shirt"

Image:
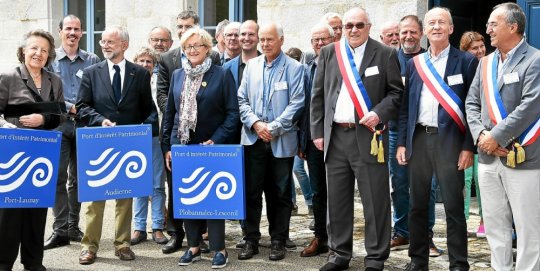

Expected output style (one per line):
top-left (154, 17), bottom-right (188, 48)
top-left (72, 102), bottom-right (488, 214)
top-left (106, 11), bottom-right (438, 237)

top-left (51, 47), bottom-right (100, 111)
top-left (262, 51), bottom-right (284, 121)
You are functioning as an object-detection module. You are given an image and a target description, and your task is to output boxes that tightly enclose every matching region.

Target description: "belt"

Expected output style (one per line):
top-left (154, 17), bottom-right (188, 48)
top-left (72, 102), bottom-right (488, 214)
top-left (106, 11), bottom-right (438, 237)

top-left (417, 124), bottom-right (438, 134)
top-left (334, 122), bottom-right (355, 129)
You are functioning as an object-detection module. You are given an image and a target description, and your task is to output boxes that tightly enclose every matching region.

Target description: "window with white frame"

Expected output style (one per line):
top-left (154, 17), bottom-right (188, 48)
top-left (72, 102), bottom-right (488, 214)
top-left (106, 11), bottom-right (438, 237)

top-left (64, 0), bottom-right (105, 59)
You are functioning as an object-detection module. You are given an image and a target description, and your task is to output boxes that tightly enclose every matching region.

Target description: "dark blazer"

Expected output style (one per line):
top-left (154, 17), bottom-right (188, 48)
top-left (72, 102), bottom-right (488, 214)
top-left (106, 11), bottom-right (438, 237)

top-left (310, 38), bottom-right (404, 161)
top-left (156, 47), bottom-right (221, 113)
top-left (222, 55), bottom-right (241, 88)
top-left (0, 65), bottom-right (64, 129)
top-left (161, 64), bottom-right (240, 152)
top-left (298, 58), bottom-right (317, 153)
top-left (76, 60), bottom-right (153, 127)
top-left (398, 46), bottom-right (478, 160)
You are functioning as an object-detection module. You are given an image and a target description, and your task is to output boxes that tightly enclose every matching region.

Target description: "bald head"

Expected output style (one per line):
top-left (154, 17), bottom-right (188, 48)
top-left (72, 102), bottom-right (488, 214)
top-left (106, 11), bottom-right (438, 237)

top-left (342, 7), bottom-right (372, 48)
top-left (380, 21), bottom-right (399, 49)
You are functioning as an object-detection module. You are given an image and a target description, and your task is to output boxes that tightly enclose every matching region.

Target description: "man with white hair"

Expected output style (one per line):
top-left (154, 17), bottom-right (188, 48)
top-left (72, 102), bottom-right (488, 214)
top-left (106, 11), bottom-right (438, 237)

top-left (321, 12), bottom-right (343, 41)
top-left (379, 21), bottom-right (399, 49)
top-left (213, 19), bottom-right (229, 56)
top-left (311, 7), bottom-right (403, 271)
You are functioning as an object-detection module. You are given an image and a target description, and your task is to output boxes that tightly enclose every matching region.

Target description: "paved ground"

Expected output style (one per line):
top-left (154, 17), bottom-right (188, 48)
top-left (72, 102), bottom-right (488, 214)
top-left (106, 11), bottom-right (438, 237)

top-left (14, 193), bottom-right (494, 270)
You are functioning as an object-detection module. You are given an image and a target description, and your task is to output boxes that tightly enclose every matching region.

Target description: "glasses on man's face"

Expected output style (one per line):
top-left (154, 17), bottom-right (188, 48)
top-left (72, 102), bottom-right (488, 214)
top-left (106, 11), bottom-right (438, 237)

top-left (183, 44), bottom-right (206, 52)
top-left (224, 33), bottom-right (239, 39)
top-left (177, 24), bottom-right (194, 30)
top-left (311, 37), bottom-right (332, 44)
top-left (99, 40), bottom-right (122, 47)
top-left (150, 38), bottom-right (171, 43)
top-left (485, 21), bottom-right (499, 29)
top-left (344, 22), bottom-right (371, 30)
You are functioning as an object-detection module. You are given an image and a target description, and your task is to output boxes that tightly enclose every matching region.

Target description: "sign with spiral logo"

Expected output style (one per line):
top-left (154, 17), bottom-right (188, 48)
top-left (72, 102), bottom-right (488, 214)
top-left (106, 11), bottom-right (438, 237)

top-left (0, 128), bottom-right (61, 208)
top-left (76, 125), bottom-right (152, 202)
top-left (172, 145), bottom-right (244, 219)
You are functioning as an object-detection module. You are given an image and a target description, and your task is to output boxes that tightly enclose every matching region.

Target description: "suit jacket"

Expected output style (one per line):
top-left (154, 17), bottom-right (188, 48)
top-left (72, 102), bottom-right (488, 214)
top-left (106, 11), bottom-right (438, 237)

top-left (238, 52), bottom-right (305, 158)
top-left (76, 60), bottom-right (153, 127)
top-left (156, 47), bottom-right (221, 113)
top-left (465, 41), bottom-right (540, 169)
top-left (0, 65), bottom-right (65, 129)
top-left (161, 64), bottom-right (240, 152)
top-left (310, 38), bottom-right (403, 161)
top-left (298, 58), bottom-right (317, 153)
top-left (398, 46), bottom-right (478, 160)
top-left (222, 55), bottom-right (241, 88)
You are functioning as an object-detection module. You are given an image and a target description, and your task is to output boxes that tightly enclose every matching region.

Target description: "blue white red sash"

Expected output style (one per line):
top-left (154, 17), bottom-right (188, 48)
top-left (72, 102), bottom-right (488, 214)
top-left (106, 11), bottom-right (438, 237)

top-left (413, 52), bottom-right (466, 133)
top-left (481, 53), bottom-right (540, 146)
top-left (335, 39), bottom-right (372, 120)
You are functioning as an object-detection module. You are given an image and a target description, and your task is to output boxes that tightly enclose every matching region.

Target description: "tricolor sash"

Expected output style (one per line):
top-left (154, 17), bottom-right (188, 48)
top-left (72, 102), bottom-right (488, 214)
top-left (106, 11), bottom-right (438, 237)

top-left (413, 52), bottom-right (466, 133)
top-left (481, 53), bottom-right (540, 166)
top-left (335, 39), bottom-right (385, 163)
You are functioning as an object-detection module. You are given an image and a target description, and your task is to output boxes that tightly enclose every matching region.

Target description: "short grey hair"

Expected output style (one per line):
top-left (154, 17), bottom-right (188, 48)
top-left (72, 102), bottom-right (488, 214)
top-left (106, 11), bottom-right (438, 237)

top-left (493, 2), bottom-right (526, 35)
top-left (215, 19), bottom-right (229, 38)
top-left (424, 7), bottom-right (453, 26)
top-left (343, 7), bottom-right (371, 24)
top-left (311, 22), bottom-right (334, 37)
top-left (179, 27), bottom-right (213, 50)
top-left (276, 23), bottom-right (284, 38)
top-left (321, 12), bottom-right (342, 22)
top-left (224, 22), bottom-right (241, 36)
top-left (104, 25), bottom-right (129, 42)
top-left (148, 26), bottom-right (172, 40)
top-left (133, 46), bottom-right (158, 64)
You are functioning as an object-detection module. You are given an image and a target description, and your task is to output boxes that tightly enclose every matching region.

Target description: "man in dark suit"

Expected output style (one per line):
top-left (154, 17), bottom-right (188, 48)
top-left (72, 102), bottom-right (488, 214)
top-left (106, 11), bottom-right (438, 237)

top-left (310, 7), bottom-right (403, 271)
top-left (76, 25), bottom-right (153, 265)
top-left (396, 7), bottom-right (478, 271)
top-left (155, 10), bottom-right (219, 255)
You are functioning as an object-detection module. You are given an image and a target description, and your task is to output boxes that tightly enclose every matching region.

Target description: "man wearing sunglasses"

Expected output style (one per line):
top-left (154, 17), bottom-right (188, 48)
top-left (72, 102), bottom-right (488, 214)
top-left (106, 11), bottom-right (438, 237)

top-left (310, 7), bottom-right (403, 271)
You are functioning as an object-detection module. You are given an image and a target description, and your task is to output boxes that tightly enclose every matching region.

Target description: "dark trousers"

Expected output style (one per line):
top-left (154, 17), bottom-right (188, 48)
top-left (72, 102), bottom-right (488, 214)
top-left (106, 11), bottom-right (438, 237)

top-left (408, 129), bottom-right (469, 269)
top-left (185, 219), bottom-right (225, 251)
top-left (305, 141), bottom-right (327, 240)
top-left (325, 126), bottom-right (391, 270)
top-left (165, 168), bottom-right (185, 236)
top-left (0, 208), bottom-right (47, 270)
top-left (52, 119), bottom-right (81, 236)
top-left (244, 140), bottom-right (294, 243)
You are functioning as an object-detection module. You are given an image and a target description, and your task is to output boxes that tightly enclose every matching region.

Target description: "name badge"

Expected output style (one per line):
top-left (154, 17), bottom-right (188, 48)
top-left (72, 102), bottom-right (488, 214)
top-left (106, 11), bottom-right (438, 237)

top-left (503, 72), bottom-right (519, 85)
top-left (76, 69), bottom-right (84, 79)
top-left (447, 74), bottom-right (463, 86)
top-left (274, 81), bottom-right (288, 90)
top-left (365, 66), bottom-right (379, 77)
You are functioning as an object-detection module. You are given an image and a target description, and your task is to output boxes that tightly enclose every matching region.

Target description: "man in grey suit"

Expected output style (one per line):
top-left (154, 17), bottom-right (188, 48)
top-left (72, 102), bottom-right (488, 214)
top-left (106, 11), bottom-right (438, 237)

top-left (76, 26), bottom-right (153, 265)
top-left (465, 3), bottom-right (540, 270)
top-left (237, 22), bottom-right (305, 262)
top-left (310, 7), bottom-right (403, 271)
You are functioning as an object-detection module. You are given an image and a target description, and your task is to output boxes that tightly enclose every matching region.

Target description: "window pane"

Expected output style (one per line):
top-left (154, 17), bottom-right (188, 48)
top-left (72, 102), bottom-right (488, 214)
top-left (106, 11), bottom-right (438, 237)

top-left (94, 0), bottom-right (105, 31)
top-left (94, 33), bottom-right (104, 60)
top-left (67, 0), bottom-right (87, 30)
top-left (203, 0), bottom-right (229, 26)
top-left (243, 0), bottom-right (257, 21)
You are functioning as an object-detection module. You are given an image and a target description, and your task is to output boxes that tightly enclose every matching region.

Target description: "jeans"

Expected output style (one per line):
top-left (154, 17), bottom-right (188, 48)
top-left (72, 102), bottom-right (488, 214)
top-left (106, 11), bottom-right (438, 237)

top-left (291, 156), bottom-right (313, 206)
top-left (133, 137), bottom-right (166, 231)
top-left (389, 129), bottom-right (436, 238)
top-left (464, 154), bottom-right (481, 219)
top-left (52, 119), bottom-right (81, 236)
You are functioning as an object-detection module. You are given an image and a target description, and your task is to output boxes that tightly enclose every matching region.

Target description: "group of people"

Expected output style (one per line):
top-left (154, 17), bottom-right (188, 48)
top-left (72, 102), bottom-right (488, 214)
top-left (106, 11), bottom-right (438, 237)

top-left (0, 2), bottom-right (538, 271)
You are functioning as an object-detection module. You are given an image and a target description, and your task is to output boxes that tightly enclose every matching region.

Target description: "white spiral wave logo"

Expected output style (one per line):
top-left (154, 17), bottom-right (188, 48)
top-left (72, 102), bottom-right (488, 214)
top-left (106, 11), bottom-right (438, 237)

top-left (179, 167), bottom-right (236, 205)
top-left (85, 148), bottom-right (147, 187)
top-left (0, 152), bottom-right (53, 193)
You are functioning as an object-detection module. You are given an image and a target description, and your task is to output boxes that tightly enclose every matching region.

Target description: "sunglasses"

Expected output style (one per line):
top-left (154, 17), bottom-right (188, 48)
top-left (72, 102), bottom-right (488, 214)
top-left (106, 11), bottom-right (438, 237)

top-left (344, 22), bottom-right (371, 30)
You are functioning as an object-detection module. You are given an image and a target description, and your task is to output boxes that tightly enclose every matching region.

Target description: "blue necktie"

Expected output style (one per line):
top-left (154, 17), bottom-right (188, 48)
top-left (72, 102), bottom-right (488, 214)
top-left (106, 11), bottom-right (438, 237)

top-left (112, 65), bottom-right (121, 103)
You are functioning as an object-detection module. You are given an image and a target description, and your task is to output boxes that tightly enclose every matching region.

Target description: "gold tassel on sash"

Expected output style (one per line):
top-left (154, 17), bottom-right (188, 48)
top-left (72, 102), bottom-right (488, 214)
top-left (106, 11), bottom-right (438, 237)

top-left (506, 148), bottom-right (516, 168)
top-left (377, 135), bottom-right (384, 163)
top-left (515, 142), bottom-right (526, 164)
top-left (370, 131), bottom-right (379, 156)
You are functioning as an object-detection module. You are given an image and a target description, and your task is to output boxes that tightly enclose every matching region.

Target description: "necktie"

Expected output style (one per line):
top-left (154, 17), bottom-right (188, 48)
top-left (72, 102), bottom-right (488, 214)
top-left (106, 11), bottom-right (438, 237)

top-left (113, 64), bottom-right (121, 103)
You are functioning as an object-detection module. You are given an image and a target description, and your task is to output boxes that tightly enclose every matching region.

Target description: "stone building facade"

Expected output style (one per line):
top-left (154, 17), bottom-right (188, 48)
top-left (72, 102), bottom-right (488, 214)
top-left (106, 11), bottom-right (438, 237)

top-left (0, 0), bottom-right (427, 71)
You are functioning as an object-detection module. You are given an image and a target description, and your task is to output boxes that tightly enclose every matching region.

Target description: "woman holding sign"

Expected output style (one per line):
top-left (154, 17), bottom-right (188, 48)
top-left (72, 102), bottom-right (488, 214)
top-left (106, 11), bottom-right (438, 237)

top-left (161, 28), bottom-right (239, 269)
top-left (0, 29), bottom-right (65, 271)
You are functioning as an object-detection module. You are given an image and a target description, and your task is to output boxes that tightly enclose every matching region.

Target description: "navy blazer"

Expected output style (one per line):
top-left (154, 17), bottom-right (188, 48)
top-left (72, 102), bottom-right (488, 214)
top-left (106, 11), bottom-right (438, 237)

top-left (161, 64), bottom-right (240, 152)
top-left (76, 60), bottom-right (153, 127)
top-left (222, 55), bottom-right (241, 89)
top-left (298, 58), bottom-right (317, 153)
top-left (398, 46), bottom-right (478, 160)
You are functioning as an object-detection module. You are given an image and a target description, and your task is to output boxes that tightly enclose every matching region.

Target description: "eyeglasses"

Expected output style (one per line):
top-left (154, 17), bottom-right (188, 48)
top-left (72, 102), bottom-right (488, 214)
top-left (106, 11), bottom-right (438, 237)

top-left (183, 44), bottom-right (206, 52)
top-left (177, 24), bottom-right (194, 30)
top-left (99, 40), bottom-right (124, 46)
top-left (224, 33), bottom-right (239, 39)
top-left (150, 38), bottom-right (171, 43)
top-left (485, 22), bottom-right (499, 29)
top-left (311, 37), bottom-right (332, 44)
top-left (332, 25), bottom-right (343, 32)
top-left (344, 22), bottom-right (371, 30)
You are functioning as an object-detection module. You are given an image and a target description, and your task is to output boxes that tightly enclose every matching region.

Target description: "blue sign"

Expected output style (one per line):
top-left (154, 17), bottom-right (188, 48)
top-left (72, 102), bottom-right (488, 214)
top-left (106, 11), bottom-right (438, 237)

top-left (76, 124), bottom-right (152, 202)
top-left (0, 128), bottom-right (61, 208)
top-left (172, 145), bottom-right (244, 219)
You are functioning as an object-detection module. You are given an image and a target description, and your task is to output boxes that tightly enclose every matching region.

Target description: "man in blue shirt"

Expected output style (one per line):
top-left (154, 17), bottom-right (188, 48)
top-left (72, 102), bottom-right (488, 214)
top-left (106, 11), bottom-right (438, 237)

top-left (45, 14), bottom-right (100, 250)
